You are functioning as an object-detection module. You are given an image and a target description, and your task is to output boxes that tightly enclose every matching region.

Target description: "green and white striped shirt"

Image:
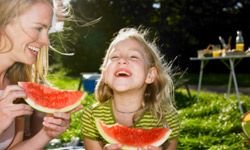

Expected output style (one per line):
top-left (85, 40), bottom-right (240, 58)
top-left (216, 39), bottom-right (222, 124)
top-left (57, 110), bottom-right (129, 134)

top-left (81, 100), bottom-right (180, 143)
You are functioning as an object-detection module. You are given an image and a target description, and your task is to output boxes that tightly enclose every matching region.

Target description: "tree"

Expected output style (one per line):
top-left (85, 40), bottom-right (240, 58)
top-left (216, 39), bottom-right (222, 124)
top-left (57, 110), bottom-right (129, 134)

top-left (50, 0), bottom-right (250, 74)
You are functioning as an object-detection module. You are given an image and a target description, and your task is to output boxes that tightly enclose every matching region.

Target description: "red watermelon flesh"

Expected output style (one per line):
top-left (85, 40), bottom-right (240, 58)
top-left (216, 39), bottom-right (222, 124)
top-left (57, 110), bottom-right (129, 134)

top-left (18, 82), bottom-right (85, 113)
top-left (95, 119), bottom-right (172, 149)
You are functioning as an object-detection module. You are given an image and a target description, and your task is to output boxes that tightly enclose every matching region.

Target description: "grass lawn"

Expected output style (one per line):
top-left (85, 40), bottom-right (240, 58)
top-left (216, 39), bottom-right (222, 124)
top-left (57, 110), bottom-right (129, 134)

top-left (46, 71), bottom-right (250, 149)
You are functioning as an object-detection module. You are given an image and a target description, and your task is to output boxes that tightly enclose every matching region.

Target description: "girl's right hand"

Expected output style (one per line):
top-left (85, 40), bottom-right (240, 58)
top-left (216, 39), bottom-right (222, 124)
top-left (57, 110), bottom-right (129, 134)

top-left (103, 144), bottom-right (123, 150)
top-left (0, 85), bottom-right (33, 133)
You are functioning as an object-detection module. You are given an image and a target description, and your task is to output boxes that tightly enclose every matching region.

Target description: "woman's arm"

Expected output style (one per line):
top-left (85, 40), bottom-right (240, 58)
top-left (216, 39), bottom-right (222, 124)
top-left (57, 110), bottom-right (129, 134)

top-left (10, 127), bottom-right (51, 150)
top-left (7, 117), bottom-right (25, 150)
top-left (10, 112), bottom-right (71, 150)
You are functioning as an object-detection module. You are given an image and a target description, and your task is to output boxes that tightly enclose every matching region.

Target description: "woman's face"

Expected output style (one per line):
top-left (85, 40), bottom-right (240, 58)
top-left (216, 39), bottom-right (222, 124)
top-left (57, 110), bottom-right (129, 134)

top-left (4, 1), bottom-right (53, 65)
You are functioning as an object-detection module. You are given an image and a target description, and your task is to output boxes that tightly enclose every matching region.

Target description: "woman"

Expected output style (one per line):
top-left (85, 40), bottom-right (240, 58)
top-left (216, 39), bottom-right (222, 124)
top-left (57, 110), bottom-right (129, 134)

top-left (0, 0), bottom-right (74, 149)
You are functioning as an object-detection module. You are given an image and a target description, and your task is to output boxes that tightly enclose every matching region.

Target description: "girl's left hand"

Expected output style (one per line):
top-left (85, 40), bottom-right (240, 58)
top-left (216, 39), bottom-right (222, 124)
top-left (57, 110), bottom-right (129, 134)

top-left (137, 145), bottom-right (162, 150)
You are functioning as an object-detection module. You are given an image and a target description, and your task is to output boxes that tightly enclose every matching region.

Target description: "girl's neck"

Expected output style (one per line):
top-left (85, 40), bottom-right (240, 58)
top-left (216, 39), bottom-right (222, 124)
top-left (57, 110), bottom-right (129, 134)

top-left (113, 92), bottom-right (144, 113)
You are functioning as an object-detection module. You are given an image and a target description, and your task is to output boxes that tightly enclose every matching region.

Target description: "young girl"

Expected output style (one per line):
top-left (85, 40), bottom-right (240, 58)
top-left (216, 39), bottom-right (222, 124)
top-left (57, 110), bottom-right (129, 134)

top-left (81, 27), bottom-right (180, 150)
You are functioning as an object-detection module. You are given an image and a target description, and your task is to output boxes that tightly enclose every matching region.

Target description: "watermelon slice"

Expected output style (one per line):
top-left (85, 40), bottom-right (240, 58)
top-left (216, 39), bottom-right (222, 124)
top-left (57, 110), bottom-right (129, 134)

top-left (95, 119), bottom-right (172, 149)
top-left (18, 82), bottom-right (85, 113)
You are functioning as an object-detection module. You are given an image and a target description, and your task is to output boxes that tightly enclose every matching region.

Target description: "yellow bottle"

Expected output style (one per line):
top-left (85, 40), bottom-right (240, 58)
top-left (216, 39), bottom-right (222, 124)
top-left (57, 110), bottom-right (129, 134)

top-left (235, 30), bottom-right (244, 51)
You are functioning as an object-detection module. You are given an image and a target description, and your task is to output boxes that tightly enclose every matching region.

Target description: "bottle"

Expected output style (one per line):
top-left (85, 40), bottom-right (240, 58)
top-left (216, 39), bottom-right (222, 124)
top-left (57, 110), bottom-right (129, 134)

top-left (235, 30), bottom-right (244, 51)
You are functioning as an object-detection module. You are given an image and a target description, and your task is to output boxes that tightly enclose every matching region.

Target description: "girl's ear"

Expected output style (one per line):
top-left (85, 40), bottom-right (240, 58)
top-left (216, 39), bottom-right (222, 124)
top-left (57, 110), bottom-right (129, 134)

top-left (145, 67), bottom-right (157, 84)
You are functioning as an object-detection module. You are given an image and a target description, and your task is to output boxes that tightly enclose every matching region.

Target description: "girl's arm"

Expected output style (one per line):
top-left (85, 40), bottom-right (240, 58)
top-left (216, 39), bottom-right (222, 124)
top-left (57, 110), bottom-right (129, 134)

top-left (84, 138), bottom-right (103, 150)
top-left (163, 138), bottom-right (178, 150)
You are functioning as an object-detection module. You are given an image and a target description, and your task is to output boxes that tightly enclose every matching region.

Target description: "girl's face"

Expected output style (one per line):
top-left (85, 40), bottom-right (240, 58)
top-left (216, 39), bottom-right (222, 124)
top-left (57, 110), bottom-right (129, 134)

top-left (4, 2), bottom-right (53, 65)
top-left (104, 38), bottom-right (156, 93)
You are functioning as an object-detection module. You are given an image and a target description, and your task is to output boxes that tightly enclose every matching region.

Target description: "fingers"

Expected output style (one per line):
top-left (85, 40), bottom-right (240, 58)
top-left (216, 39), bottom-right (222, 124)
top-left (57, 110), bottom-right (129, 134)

top-left (0, 85), bottom-right (26, 103)
top-left (43, 119), bottom-right (67, 131)
top-left (53, 112), bottom-right (70, 120)
top-left (43, 113), bottom-right (70, 131)
top-left (104, 144), bottom-right (122, 150)
top-left (69, 105), bottom-right (83, 113)
top-left (2, 91), bottom-right (26, 103)
top-left (7, 103), bottom-right (33, 111)
top-left (11, 107), bottom-right (33, 117)
top-left (2, 103), bottom-right (33, 117)
top-left (43, 115), bottom-right (69, 138)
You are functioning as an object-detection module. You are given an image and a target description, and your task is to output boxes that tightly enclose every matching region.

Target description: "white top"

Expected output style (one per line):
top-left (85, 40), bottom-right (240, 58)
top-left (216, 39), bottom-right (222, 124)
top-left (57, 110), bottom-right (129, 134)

top-left (0, 90), bottom-right (15, 150)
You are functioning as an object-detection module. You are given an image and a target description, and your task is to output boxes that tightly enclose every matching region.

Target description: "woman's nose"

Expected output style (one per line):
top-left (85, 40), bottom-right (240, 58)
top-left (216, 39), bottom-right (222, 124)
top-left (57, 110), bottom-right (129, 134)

top-left (38, 32), bottom-right (50, 45)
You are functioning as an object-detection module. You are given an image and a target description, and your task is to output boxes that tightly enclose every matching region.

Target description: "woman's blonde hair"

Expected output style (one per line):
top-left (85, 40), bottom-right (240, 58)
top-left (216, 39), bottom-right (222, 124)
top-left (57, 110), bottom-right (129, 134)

top-left (0, 0), bottom-right (61, 84)
top-left (95, 27), bottom-right (176, 123)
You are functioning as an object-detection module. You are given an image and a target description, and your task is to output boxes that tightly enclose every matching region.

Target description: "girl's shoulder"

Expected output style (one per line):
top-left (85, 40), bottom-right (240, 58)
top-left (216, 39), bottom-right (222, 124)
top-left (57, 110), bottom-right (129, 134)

top-left (164, 106), bottom-right (179, 116)
top-left (83, 100), bottom-right (115, 124)
top-left (89, 100), bottom-right (111, 111)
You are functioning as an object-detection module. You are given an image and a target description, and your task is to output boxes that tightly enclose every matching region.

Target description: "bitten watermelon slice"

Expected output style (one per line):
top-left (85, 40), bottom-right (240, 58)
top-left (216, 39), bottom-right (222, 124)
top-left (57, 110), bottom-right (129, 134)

top-left (95, 119), bottom-right (172, 149)
top-left (18, 82), bottom-right (85, 113)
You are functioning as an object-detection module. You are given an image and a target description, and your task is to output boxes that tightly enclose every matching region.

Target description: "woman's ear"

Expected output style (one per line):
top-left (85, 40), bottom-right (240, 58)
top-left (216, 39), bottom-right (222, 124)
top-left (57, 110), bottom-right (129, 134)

top-left (145, 67), bottom-right (157, 84)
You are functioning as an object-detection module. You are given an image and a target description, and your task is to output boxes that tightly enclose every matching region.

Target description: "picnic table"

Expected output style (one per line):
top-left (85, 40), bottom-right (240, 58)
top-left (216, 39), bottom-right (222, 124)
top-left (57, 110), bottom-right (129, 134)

top-left (190, 54), bottom-right (250, 114)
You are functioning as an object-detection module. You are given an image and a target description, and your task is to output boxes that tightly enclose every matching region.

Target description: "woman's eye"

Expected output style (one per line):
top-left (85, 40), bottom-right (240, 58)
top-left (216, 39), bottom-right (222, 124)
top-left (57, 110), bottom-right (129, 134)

top-left (35, 27), bottom-right (43, 32)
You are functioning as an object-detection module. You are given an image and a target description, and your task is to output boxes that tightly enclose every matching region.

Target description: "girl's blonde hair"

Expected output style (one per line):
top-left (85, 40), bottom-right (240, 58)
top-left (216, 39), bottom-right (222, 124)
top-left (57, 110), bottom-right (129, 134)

top-left (95, 27), bottom-right (176, 123)
top-left (0, 0), bottom-right (62, 84)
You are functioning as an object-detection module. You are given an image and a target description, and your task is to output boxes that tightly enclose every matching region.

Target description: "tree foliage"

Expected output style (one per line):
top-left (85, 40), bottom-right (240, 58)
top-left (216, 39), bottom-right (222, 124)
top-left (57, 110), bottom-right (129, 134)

top-left (50, 0), bottom-right (250, 75)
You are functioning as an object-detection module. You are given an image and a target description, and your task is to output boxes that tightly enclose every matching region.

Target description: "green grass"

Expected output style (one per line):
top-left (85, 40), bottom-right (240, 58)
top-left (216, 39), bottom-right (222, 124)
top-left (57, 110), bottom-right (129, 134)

top-left (46, 71), bottom-right (250, 149)
top-left (47, 70), bottom-right (80, 90)
top-left (176, 89), bottom-right (250, 149)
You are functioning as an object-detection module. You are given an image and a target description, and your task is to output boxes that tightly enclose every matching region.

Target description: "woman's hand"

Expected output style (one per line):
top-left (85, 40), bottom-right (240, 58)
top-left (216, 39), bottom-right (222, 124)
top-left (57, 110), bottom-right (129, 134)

top-left (0, 85), bottom-right (33, 134)
top-left (42, 105), bottom-right (83, 138)
top-left (42, 112), bottom-right (70, 138)
top-left (103, 143), bottom-right (123, 150)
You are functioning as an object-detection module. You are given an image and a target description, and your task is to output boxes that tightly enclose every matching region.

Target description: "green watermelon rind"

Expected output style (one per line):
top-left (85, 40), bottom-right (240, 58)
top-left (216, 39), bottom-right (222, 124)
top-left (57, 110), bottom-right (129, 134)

top-left (25, 97), bottom-right (83, 113)
top-left (242, 121), bottom-right (250, 139)
top-left (18, 82), bottom-right (86, 113)
top-left (95, 118), bottom-right (172, 150)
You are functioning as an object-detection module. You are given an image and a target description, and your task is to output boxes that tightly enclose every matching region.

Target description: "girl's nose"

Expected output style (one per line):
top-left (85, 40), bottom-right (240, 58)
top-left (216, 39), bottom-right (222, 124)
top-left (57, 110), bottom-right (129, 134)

top-left (118, 57), bottom-right (128, 64)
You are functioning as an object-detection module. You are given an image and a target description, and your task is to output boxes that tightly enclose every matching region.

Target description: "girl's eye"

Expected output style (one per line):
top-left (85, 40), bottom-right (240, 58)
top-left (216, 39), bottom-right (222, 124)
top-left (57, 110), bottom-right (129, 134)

top-left (110, 55), bottom-right (119, 60)
top-left (130, 55), bottom-right (139, 60)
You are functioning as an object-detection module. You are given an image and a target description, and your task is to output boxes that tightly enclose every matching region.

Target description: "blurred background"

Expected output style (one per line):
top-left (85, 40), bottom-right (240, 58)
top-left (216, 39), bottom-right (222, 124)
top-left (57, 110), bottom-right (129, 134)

top-left (45, 1), bottom-right (250, 149)
top-left (50, 0), bottom-right (250, 75)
